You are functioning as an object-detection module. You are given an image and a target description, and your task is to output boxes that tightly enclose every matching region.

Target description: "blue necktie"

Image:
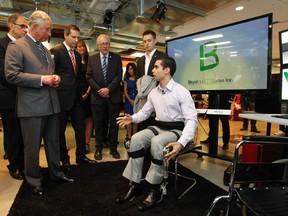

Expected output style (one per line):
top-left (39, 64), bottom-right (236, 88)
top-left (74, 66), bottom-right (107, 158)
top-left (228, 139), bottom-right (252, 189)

top-left (102, 55), bottom-right (107, 83)
top-left (36, 42), bottom-right (49, 63)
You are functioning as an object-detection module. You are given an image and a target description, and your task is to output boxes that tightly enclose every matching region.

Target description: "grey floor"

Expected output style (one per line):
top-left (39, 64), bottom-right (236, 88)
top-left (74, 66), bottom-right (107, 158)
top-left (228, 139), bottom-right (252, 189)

top-left (0, 117), bottom-right (280, 215)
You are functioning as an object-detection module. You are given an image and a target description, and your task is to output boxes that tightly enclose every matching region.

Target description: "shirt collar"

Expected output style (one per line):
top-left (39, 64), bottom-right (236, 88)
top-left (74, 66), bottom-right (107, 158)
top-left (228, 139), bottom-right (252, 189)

top-left (157, 78), bottom-right (174, 92)
top-left (100, 52), bottom-right (109, 59)
top-left (7, 33), bottom-right (16, 41)
top-left (27, 33), bottom-right (37, 43)
top-left (145, 48), bottom-right (156, 59)
top-left (63, 41), bottom-right (73, 52)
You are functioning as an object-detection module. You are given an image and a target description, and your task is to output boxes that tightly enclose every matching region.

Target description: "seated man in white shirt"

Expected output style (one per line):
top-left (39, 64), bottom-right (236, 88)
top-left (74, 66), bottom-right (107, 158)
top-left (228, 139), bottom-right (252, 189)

top-left (115, 57), bottom-right (198, 211)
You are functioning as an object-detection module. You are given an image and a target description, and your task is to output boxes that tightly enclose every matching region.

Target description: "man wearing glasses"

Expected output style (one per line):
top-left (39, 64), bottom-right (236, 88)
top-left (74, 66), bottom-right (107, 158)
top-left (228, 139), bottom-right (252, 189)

top-left (86, 34), bottom-right (123, 160)
top-left (0, 13), bottom-right (28, 180)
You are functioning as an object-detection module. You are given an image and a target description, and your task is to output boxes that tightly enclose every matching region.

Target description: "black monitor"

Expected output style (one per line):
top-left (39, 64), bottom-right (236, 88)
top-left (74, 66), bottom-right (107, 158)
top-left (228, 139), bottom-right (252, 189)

top-left (280, 68), bottom-right (288, 101)
top-left (279, 29), bottom-right (288, 67)
top-left (279, 29), bottom-right (288, 102)
top-left (166, 13), bottom-right (272, 93)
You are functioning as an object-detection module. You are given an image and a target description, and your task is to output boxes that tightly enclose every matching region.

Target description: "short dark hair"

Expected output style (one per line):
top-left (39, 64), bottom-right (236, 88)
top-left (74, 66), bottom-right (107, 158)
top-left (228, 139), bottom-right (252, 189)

top-left (8, 13), bottom-right (21, 27)
top-left (64, 24), bottom-right (80, 36)
top-left (158, 56), bottom-right (176, 77)
top-left (142, 30), bottom-right (156, 39)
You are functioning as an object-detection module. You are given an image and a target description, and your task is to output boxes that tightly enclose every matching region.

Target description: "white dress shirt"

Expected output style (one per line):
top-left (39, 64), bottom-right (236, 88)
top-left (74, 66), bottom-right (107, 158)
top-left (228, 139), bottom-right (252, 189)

top-left (132, 78), bottom-right (198, 146)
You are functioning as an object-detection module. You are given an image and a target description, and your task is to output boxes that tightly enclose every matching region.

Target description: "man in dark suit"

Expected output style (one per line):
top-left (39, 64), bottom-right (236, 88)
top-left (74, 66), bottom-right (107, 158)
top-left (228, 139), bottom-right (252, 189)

top-left (136, 30), bottom-right (167, 78)
top-left (86, 34), bottom-right (123, 160)
top-left (50, 24), bottom-right (95, 166)
top-left (5, 10), bottom-right (74, 195)
top-left (0, 13), bottom-right (27, 180)
top-left (136, 30), bottom-right (168, 130)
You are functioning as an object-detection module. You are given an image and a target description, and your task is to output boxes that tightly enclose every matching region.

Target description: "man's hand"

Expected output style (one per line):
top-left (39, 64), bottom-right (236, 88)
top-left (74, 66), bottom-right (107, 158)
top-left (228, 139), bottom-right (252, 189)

top-left (42, 75), bottom-right (61, 87)
top-left (116, 114), bottom-right (132, 127)
top-left (98, 87), bottom-right (109, 98)
top-left (164, 142), bottom-right (183, 162)
top-left (51, 75), bottom-right (61, 87)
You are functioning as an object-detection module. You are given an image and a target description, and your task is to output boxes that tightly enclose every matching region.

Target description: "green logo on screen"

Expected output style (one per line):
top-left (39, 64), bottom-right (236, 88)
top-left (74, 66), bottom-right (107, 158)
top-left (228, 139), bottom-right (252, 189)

top-left (284, 71), bottom-right (288, 82)
top-left (200, 41), bottom-right (219, 71)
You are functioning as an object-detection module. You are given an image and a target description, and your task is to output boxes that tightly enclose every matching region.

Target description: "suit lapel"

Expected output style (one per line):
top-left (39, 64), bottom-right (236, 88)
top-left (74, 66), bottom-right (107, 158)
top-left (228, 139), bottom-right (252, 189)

top-left (61, 44), bottom-right (77, 76)
top-left (26, 36), bottom-right (49, 67)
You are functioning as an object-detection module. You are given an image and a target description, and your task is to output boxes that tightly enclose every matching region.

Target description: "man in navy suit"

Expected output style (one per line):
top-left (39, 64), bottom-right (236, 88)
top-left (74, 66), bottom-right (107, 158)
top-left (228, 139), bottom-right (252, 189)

top-left (136, 30), bottom-right (168, 130)
top-left (0, 13), bottom-right (27, 180)
top-left (50, 24), bottom-right (95, 165)
top-left (86, 34), bottom-right (123, 160)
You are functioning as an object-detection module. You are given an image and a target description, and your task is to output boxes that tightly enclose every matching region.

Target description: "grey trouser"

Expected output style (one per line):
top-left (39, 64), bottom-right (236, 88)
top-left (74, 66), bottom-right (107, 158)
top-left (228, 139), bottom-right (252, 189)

top-left (122, 126), bottom-right (182, 184)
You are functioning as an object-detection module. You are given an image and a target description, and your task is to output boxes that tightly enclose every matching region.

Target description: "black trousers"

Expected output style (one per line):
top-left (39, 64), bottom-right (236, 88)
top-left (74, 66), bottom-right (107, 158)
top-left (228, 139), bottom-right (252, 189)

top-left (91, 98), bottom-right (120, 151)
top-left (59, 98), bottom-right (86, 162)
top-left (1, 110), bottom-right (24, 172)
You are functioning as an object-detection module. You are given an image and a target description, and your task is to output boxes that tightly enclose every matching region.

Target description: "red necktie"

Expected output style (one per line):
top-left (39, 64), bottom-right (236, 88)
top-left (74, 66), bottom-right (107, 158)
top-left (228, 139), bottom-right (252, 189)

top-left (69, 49), bottom-right (76, 73)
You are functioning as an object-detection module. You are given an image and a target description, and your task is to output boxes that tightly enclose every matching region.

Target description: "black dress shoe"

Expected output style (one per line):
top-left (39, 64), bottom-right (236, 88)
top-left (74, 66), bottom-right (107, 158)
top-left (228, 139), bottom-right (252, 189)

top-left (61, 159), bottom-right (71, 171)
top-left (251, 129), bottom-right (260, 133)
top-left (222, 144), bottom-right (229, 150)
top-left (32, 185), bottom-right (45, 196)
top-left (200, 138), bottom-right (210, 144)
top-left (110, 149), bottom-right (120, 159)
top-left (9, 170), bottom-right (24, 180)
top-left (54, 176), bottom-right (75, 184)
top-left (61, 159), bottom-right (71, 166)
top-left (76, 156), bottom-right (96, 164)
top-left (240, 127), bottom-right (248, 131)
top-left (94, 150), bottom-right (102, 160)
top-left (116, 183), bottom-right (142, 203)
top-left (138, 189), bottom-right (163, 212)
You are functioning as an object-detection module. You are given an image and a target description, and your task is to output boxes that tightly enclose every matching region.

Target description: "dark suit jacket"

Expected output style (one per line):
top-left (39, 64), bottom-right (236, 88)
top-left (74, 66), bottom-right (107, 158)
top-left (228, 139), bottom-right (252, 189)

top-left (136, 50), bottom-right (167, 79)
top-left (86, 52), bottom-right (123, 104)
top-left (0, 35), bottom-right (17, 110)
top-left (5, 35), bottom-right (60, 117)
top-left (50, 43), bottom-right (82, 110)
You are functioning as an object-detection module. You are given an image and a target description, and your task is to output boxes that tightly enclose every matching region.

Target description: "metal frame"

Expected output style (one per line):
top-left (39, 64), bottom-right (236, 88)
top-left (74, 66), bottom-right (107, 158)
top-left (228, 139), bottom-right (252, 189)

top-left (206, 135), bottom-right (288, 216)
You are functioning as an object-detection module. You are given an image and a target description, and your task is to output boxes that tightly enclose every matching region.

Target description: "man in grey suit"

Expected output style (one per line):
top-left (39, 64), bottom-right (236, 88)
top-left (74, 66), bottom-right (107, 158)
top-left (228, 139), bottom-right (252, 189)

top-left (0, 13), bottom-right (27, 180)
top-left (86, 34), bottom-right (123, 160)
top-left (5, 10), bottom-right (74, 196)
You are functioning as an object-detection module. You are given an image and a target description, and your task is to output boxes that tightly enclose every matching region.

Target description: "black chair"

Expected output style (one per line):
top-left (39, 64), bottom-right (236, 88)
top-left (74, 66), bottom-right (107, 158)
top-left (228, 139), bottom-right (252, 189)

top-left (163, 135), bottom-right (202, 200)
top-left (206, 136), bottom-right (288, 216)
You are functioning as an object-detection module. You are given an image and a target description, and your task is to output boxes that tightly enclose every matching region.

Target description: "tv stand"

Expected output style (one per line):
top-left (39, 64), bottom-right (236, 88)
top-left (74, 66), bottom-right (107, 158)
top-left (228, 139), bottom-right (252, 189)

top-left (195, 93), bottom-right (233, 162)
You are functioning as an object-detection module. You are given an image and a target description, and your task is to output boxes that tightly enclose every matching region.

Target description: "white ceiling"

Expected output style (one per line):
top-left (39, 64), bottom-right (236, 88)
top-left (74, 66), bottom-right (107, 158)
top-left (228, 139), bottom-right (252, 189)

top-left (157, 0), bottom-right (288, 62)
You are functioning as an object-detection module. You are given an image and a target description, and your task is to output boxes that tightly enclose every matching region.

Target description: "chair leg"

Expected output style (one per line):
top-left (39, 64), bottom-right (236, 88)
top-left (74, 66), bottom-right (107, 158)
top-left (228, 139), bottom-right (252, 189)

top-left (172, 156), bottom-right (197, 199)
top-left (206, 195), bottom-right (230, 216)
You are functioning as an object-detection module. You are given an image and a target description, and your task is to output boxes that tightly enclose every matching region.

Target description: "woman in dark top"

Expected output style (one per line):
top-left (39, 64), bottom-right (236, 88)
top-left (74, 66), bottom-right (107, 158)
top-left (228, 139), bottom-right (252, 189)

top-left (123, 63), bottom-right (138, 145)
top-left (76, 39), bottom-right (93, 153)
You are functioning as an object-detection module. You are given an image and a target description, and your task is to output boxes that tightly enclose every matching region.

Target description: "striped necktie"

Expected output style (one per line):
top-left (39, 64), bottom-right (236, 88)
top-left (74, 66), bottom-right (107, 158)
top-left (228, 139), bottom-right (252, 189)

top-left (36, 42), bottom-right (49, 63)
top-left (69, 49), bottom-right (76, 73)
top-left (102, 55), bottom-right (107, 83)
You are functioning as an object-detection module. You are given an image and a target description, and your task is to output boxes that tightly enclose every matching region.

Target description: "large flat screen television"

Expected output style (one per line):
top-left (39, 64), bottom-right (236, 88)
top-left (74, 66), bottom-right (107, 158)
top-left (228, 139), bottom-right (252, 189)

top-left (279, 29), bottom-right (288, 67)
top-left (279, 29), bottom-right (288, 102)
top-left (280, 68), bottom-right (288, 101)
top-left (166, 14), bottom-right (272, 93)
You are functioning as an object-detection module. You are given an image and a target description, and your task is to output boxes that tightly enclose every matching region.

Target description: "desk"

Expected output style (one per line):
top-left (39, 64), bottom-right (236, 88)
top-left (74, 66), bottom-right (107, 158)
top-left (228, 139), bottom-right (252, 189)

top-left (239, 113), bottom-right (288, 136)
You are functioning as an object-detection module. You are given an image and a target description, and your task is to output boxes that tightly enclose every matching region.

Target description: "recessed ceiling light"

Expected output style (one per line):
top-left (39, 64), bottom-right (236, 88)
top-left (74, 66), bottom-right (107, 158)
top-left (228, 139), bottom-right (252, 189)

top-left (235, 6), bottom-right (244, 11)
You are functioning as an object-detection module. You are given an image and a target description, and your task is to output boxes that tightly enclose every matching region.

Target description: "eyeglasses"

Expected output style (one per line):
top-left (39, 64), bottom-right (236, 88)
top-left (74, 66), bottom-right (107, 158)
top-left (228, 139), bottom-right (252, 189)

top-left (99, 42), bottom-right (110, 46)
top-left (13, 23), bottom-right (28, 29)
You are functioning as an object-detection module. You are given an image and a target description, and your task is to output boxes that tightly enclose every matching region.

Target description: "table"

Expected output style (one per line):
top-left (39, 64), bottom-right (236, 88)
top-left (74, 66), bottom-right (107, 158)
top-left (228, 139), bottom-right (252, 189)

top-left (239, 112), bottom-right (288, 136)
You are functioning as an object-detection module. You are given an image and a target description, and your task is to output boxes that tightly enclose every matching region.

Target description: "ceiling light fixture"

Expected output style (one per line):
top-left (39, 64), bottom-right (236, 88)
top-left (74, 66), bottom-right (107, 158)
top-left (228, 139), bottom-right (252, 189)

top-left (151, 1), bottom-right (167, 23)
top-left (103, 9), bottom-right (113, 25)
top-left (235, 6), bottom-right (244, 11)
